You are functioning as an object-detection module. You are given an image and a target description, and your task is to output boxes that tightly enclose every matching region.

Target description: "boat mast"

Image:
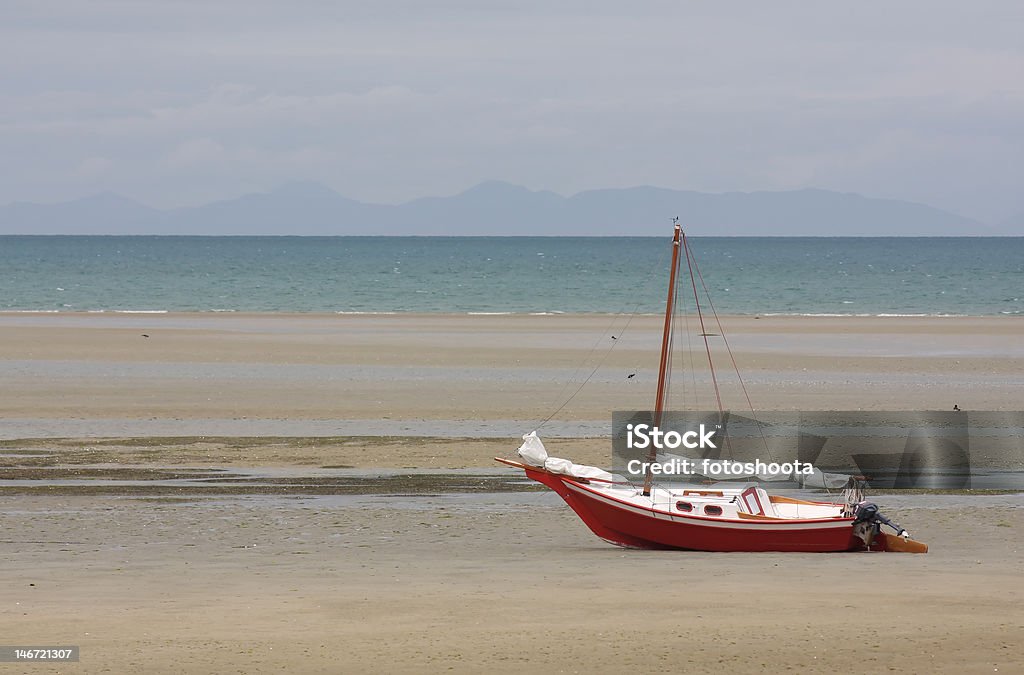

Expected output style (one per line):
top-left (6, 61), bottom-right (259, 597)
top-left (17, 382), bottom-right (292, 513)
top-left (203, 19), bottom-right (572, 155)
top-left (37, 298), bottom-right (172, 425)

top-left (643, 221), bottom-right (682, 496)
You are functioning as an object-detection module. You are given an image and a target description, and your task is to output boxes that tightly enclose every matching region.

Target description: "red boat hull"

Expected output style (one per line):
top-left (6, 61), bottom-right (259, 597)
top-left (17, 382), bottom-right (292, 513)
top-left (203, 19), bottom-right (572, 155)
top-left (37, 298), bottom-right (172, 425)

top-left (526, 467), bottom-right (860, 552)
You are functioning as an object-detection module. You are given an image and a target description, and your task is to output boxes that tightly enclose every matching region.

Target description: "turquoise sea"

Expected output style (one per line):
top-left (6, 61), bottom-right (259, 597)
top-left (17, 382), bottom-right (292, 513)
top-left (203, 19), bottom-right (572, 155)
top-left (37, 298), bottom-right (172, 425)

top-left (1, 236), bottom-right (1021, 315)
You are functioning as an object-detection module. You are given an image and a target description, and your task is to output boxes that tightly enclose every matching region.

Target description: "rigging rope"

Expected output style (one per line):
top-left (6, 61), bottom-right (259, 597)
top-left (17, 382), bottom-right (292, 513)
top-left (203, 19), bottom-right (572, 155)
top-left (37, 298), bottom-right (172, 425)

top-left (681, 233), bottom-right (731, 462)
top-left (534, 240), bottom-right (671, 430)
top-left (685, 237), bottom-right (778, 465)
top-left (532, 226), bottom-right (832, 497)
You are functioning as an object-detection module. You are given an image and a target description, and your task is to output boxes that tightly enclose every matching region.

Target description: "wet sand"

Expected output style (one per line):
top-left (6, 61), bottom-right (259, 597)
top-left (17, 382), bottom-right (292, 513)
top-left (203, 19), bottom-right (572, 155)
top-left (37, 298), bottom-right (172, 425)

top-left (1, 313), bottom-right (1022, 437)
top-left (1, 312), bottom-right (1022, 673)
top-left (2, 490), bottom-right (1021, 674)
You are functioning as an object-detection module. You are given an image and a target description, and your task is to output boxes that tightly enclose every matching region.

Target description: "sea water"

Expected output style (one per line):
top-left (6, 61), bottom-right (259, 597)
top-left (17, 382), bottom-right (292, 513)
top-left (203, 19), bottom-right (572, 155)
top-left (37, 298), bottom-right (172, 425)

top-left (1, 235), bottom-right (1021, 315)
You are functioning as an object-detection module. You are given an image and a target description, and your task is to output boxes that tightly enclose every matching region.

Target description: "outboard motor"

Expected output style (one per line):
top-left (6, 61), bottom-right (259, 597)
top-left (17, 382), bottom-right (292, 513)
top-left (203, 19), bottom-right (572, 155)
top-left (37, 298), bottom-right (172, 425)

top-left (856, 501), bottom-right (913, 536)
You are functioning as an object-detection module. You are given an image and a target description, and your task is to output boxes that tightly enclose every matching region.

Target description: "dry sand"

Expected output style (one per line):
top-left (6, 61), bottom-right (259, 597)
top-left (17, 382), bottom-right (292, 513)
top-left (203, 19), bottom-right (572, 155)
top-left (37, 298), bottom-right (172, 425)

top-left (1, 312), bottom-right (1022, 673)
top-left (1, 313), bottom-right (1022, 432)
top-left (2, 491), bottom-right (1021, 674)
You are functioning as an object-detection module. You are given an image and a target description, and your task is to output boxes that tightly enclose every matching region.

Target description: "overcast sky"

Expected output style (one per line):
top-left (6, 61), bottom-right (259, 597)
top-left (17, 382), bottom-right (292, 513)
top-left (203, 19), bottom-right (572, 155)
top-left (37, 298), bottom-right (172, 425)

top-left (2, 1), bottom-right (1022, 224)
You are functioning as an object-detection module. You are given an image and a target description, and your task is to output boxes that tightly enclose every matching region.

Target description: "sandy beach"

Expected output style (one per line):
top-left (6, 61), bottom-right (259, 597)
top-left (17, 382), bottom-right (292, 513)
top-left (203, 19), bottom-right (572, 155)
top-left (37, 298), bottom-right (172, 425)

top-left (2, 491), bottom-right (1021, 674)
top-left (1, 312), bottom-right (1022, 673)
top-left (1, 312), bottom-right (1022, 434)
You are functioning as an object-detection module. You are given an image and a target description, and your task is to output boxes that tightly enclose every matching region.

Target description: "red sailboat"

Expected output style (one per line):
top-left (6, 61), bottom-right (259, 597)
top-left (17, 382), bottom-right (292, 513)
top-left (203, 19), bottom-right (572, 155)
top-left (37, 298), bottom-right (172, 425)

top-left (498, 223), bottom-right (927, 553)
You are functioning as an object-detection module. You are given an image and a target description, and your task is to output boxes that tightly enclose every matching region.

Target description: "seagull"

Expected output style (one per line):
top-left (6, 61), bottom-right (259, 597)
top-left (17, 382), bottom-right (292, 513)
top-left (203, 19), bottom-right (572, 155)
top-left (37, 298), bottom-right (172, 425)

top-left (141, 334), bottom-right (150, 338)
top-left (611, 335), bottom-right (617, 340)
top-left (627, 373), bottom-right (636, 379)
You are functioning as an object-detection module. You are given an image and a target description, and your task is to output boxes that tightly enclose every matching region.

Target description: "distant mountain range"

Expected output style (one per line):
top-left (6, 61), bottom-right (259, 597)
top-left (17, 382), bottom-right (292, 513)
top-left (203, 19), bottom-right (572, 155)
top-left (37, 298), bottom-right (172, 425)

top-left (0, 180), bottom-right (1008, 235)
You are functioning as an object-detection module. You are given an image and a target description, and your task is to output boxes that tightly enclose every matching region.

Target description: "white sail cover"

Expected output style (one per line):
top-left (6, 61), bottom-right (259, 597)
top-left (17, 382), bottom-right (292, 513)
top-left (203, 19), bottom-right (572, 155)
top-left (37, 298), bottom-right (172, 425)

top-left (517, 431), bottom-right (615, 482)
top-left (517, 431), bottom-right (549, 466)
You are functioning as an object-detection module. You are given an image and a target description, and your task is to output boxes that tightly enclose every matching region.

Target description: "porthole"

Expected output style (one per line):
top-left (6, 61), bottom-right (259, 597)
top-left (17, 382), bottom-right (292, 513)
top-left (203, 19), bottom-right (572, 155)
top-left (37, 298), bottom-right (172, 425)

top-left (704, 505), bottom-right (723, 516)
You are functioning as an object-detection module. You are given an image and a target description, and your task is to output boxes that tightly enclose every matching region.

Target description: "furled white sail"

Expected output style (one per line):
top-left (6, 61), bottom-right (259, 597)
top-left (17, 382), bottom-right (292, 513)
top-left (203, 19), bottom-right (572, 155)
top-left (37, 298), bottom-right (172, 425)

top-left (518, 431), bottom-right (615, 482)
top-left (517, 431), bottom-right (549, 466)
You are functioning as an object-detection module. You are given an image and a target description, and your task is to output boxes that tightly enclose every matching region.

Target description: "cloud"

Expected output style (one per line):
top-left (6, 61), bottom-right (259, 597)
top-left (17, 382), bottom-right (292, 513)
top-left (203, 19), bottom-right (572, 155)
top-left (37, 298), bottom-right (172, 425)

top-left (164, 138), bottom-right (227, 168)
top-left (1, 1), bottom-right (1022, 221)
top-left (74, 156), bottom-right (113, 177)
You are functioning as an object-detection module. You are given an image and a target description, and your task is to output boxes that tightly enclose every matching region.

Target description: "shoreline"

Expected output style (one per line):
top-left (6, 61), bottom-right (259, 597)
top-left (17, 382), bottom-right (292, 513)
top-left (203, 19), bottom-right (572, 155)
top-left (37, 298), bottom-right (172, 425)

top-left (3, 434), bottom-right (1020, 478)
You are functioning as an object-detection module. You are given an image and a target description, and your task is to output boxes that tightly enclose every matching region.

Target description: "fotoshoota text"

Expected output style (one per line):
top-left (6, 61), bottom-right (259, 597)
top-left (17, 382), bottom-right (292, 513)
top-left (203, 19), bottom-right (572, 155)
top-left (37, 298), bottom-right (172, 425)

top-left (626, 458), bottom-right (817, 477)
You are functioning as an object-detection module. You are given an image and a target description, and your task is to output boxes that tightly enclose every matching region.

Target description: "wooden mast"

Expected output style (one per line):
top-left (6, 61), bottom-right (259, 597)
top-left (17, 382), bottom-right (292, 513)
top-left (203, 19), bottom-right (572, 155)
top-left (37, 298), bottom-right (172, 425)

top-left (643, 221), bottom-right (682, 496)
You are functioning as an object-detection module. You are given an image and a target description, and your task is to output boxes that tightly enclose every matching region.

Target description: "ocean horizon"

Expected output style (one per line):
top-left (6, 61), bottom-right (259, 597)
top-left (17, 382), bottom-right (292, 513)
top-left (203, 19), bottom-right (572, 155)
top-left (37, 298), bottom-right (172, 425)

top-left (2, 235), bottom-right (1021, 316)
